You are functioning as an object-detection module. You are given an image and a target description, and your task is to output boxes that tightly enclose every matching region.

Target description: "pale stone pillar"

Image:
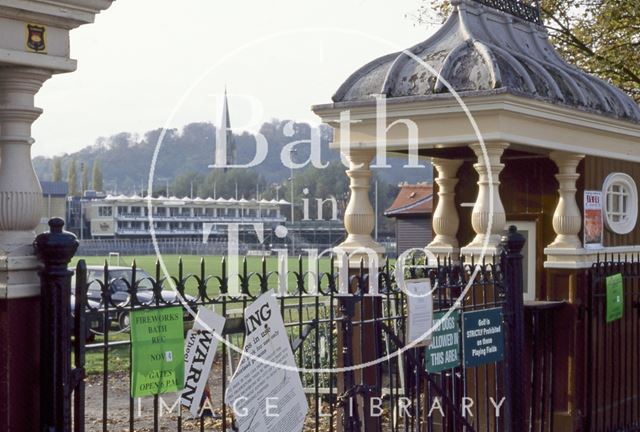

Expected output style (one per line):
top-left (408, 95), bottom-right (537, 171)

top-left (338, 149), bottom-right (384, 262)
top-left (461, 142), bottom-right (509, 257)
top-left (0, 67), bottom-right (52, 299)
top-left (427, 158), bottom-right (463, 258)
top-left (547, 151), bottom-right (584, 249)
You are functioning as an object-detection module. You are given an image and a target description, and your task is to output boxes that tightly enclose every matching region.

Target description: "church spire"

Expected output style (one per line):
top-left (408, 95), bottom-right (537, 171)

top-left (215, 88), bottom-right (236, 171)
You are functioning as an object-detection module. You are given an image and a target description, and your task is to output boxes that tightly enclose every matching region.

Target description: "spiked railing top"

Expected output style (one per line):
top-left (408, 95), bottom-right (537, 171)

top-left (469, 0), bottom-right (542, 25)
top-left (329, 0), bottom-right (640, 123)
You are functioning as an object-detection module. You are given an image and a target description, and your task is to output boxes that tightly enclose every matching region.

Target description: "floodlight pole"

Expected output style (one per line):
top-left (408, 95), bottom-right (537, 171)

top-left (290, 148), bottom-right (297, 255)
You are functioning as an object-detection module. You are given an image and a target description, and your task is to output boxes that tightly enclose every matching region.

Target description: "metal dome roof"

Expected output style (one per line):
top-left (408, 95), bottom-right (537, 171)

top-left (333, 0), bottom-right (640, 123)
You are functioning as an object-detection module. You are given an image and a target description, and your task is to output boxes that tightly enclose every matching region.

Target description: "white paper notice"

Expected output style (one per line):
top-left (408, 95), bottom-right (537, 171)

top-left (181, 307), bottom-right (226, 417)
top-left (225, 292), bottom-right (309, 432)
top-left (405, 278), bottom-right (434, 347)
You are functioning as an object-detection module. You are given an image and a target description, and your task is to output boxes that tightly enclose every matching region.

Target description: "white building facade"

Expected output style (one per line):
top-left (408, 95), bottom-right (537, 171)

top-left (88, 195), bottom-right (289, 238)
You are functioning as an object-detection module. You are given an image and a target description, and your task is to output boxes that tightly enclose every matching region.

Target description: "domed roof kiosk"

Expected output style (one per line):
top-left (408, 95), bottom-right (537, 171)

top-left (313, 2), bottom-right (640, 429)
top-left (313, 0), bottom-right (640, 265)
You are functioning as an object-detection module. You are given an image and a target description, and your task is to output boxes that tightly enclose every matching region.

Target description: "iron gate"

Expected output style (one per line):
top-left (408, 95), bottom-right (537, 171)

top-left (35, 218), bottom-right (527, 432)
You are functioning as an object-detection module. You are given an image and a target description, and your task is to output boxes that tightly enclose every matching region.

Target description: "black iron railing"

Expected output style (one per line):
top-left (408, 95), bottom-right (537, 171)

top-left (586, 254), bottom-right (640, 432)
top-left (36, 219), bottom-right (533, 432)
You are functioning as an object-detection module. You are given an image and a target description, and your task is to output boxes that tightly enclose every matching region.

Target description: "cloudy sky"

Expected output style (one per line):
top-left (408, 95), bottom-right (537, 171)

top-left (32, 0), bottom-right (436, 157)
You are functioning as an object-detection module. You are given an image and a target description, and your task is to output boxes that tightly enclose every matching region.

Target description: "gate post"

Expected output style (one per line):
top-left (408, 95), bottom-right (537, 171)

top-left (34, 218), bottom-right (79, 431)
top-left (500, 225), bottom-right (526, 431)
top-left (338, 293), bottom-right (360, 432)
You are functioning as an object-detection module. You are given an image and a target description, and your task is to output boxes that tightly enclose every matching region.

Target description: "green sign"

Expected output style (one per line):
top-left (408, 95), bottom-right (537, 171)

top-left (462, 308), bottom-right (504, 368)
top-left (425, 310), bottom-right (461, 373)
top-left (606, 273), bottom-right (624, 323)
top-left (131, 307), bottom-right (185, 397)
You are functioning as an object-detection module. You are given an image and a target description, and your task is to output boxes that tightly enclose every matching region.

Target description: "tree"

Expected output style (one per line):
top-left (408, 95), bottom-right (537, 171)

top-left (416, 0), bottom-right (640, 102)
top-left (67, 159), bottom-right (78, 196)
top-left (81, 162), bottom-right (89, 194)
top-left (92, 159), bottom-right (103, 191)
top-left (268, 161), bottom-right (399, 228)
top-left (52, 157), bottom-right (62, 182)
top-left (543, 0), bottom-right (640, 102)
top-left (171, 171), bottom-right (205, 198)
top-left (198, 169), bottom-right (264, 200)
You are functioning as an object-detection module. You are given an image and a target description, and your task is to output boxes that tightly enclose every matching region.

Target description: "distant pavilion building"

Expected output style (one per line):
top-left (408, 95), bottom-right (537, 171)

top-left (87, 194), bottom-right (289, 239)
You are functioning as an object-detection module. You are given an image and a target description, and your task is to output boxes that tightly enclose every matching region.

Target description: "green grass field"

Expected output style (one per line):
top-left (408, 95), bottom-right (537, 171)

top-left (73, 253), bottom-right (336, 375)
top-left (70, 254), bottom-right (337, 296)
top-left (71, 254), bottom-right (355, 375)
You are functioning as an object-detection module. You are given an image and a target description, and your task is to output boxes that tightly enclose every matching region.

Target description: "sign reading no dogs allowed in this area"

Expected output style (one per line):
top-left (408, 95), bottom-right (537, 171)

top-left (425, 310), bottom-right (461, 373)
top-left (131, 307), bottom-right (184, 398)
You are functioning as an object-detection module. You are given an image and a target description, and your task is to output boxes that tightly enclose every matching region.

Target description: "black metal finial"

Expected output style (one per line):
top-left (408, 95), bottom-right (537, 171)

top-left (501, 225), bottom-right (526, 255)
top-left (469, 0), bottom-right (542, 25)
top-left (34, 217), bottom-right (79, 271)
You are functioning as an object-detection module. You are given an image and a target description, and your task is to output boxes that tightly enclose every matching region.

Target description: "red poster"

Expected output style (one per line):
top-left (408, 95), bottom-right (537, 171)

top-left (584, 191), bottom-right (603, 249)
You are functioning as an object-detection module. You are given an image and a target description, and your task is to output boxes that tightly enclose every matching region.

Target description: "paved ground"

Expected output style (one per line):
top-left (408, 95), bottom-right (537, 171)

top-left (84, 362), bottom-right (230, 431)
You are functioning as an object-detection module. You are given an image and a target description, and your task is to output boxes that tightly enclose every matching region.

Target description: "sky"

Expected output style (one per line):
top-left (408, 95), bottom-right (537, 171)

top-left (31, 0), bottom-right (436, 157)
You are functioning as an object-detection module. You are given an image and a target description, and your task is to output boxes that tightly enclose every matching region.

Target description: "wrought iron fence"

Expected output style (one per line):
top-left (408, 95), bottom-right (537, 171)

top-left (36, 218), bottom-right (532, 432)
top-left (586, 254), bottom-right (640, 432)
top-left (68, 254), bottom-right (514, 432)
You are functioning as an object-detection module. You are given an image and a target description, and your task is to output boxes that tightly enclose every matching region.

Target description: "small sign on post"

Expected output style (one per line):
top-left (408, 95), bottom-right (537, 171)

top-left (130, 307), bottom-right (185, 398)
top-left (462, 308), bottom-right (504, 368)
top-left (606, 273), bottom-right (624, 323)
top-left (405, 279), bottom-right (434, 347)
top-left (425, 310), bottom-right (461, 373)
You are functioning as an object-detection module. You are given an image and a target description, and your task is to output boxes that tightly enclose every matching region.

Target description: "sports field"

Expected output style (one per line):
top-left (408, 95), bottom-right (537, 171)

top-left (71, 254), bottom-right (336, 296)
top-left (72, 254), bottom-right (338, 375)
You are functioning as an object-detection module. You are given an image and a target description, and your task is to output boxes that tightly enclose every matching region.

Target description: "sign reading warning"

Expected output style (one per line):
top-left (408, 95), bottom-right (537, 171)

top-left (181, 308), bottom-right (226, 417)
top-left (131, 307), bottom-right (184, 398)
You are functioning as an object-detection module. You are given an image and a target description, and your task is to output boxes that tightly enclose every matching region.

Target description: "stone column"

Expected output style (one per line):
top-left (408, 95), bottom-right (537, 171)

top-left (0, 67), bottom-right (52, 294)
top-left (335, 148), bottom-right (384, 432)
top-left (338, 149), bottom-right (384, 260)
top-left (427, 158), bottom-right (463, 258)
top-left (461, 142), bottom-right (509, 257)
top-left (547, 151), bottom-right (584, 249)
top-left (0, 66), bottom-right (52, 431)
